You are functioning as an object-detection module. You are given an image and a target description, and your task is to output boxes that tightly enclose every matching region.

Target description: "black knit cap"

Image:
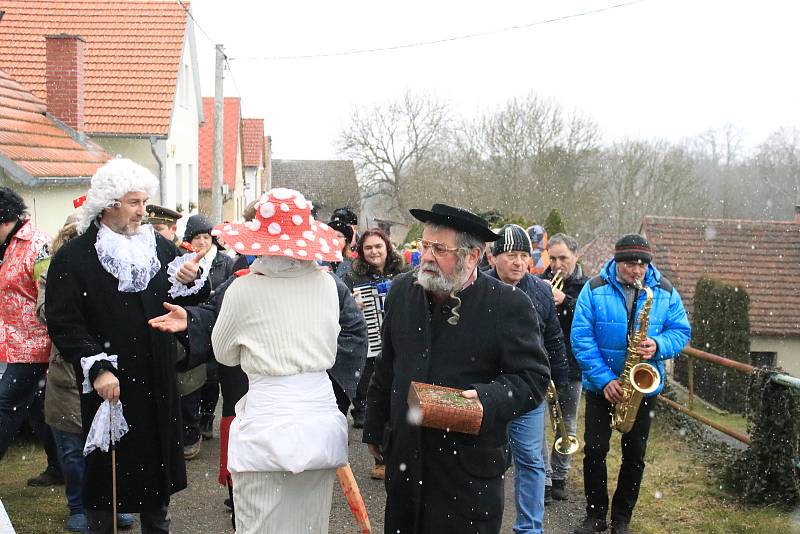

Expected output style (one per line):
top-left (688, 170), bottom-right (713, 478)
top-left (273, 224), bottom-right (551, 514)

top-left (614, 234), bottom-right (653, 264)
top-left (332, 207), bottom-right (358, 226)
top-left (183, 214), bottom-right (214, 243)
top-left (493, 224), bottom-right (532, 257)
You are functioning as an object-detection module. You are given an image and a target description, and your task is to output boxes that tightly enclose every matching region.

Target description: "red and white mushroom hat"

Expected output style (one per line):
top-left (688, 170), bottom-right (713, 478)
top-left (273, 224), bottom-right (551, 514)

top-left (211, 188), bottom-right (344, 263)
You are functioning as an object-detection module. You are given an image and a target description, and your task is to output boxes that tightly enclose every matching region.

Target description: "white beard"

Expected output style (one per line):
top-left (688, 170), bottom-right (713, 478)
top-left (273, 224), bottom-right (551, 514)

top-left (415, 255), bottom-right (470, 294)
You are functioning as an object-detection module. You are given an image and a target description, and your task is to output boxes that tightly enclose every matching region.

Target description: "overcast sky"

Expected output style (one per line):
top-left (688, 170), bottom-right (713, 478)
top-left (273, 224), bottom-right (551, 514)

top-left (189, 0), bottom-right (799, 160)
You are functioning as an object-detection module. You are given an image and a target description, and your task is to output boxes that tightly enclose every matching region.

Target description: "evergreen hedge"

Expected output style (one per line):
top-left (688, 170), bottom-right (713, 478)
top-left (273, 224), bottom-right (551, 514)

top-left (674, 276), bottom-right (750, 412)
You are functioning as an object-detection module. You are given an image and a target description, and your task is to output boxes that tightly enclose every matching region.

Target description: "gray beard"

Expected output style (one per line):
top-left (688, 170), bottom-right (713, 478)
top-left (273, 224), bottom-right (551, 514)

top-left (415, 255), bottom-right (470, 294)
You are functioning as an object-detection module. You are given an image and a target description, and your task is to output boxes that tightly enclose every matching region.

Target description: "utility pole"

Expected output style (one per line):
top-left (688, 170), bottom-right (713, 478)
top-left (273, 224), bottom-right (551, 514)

top-left (212, 44), bottom-right (225, 224)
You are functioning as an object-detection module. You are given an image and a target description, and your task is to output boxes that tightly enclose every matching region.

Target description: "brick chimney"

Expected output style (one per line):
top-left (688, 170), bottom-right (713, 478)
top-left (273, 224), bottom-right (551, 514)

top-left (45, 34), bottom-right (85, 131)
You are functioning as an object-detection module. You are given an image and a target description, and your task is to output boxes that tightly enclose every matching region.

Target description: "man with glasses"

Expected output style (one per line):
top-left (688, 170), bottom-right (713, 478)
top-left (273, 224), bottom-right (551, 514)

top-left (363, 203), bottom-right (551, 534)
top-left (571, 234), bottom-right (689, 534)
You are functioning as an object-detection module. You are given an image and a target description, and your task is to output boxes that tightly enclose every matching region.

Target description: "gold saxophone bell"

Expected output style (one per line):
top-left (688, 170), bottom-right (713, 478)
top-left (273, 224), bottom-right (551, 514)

top-left (546, 381), bottom-right (580, 455)
top-left (551, 270), bottom-right (565, 292)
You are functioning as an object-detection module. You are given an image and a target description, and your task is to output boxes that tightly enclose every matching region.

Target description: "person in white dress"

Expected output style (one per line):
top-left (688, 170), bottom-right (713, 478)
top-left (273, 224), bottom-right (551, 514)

top-left (211, 188), bottom-right (349, 534)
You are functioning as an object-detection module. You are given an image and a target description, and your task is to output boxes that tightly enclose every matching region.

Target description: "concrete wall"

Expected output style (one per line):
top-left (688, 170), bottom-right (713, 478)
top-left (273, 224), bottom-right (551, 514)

top-left (0, 172), bottom-right (88, 236)
top-left (751, 335), bottom-right (800, 377)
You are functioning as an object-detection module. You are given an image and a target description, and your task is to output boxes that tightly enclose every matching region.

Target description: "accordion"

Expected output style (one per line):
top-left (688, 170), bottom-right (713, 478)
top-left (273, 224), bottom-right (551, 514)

top-left (353, 280), bottom-right (392, 356)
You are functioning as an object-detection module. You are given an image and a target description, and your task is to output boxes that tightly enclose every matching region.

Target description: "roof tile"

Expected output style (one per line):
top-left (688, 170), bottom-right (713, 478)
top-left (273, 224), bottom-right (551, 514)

top-left (198, 97), bottom-right (241, 190)
top-left (0, 68), bottom-right (109, 179)
top-left (0, 1), bottom-right (189, 136)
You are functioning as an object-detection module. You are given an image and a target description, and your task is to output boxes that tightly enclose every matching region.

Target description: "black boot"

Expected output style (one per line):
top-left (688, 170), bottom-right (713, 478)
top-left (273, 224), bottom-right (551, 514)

top-left (200, 415), bottom-right (214, 440)
top-left (544, 485), bottom-right (553, 505)
top-left (610, 519), bottom-right (630, 534)
top-left (551, 478), bottom-right (569, 500)
top-left (574, 516), bottom-right (608, 534)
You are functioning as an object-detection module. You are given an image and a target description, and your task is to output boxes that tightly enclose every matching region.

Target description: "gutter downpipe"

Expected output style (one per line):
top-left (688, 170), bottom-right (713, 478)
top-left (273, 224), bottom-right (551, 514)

top-left (149, 136), bottom-right (167, 204)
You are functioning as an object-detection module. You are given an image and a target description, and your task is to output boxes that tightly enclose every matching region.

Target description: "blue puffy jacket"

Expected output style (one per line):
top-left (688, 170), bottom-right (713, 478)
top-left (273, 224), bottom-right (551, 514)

top-left (571, 259), bottom-right (690, 396)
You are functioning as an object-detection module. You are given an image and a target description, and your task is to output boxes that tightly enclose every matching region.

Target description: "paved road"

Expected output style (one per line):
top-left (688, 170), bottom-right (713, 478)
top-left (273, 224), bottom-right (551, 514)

top-left (168, 418), bottom-right (584, 533)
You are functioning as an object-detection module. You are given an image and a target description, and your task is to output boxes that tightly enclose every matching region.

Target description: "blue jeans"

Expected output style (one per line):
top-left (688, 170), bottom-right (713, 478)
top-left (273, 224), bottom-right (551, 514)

top-left (52, 428), bottom-right (86, 515)
top-left (543, 380), bottom-right (582, 485)
top-left (0, 363), bottom-right (60, 474)
top-left (508, 402), bottom-right (546, 534)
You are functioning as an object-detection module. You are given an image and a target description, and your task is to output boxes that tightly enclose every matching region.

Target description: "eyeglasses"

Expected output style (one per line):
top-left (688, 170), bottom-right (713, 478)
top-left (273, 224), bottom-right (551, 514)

top-left (418, 239), bottom-right (460, 258)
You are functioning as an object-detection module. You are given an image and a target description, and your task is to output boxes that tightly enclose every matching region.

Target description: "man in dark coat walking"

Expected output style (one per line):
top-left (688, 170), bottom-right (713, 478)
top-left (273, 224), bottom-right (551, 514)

top-left (363, 204), bottom-right (551, 534)
top-left (45, 158), bottom-right (209, 534)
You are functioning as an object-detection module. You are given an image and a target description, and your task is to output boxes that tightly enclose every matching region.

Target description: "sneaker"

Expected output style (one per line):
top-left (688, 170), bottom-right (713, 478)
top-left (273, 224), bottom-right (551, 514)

top-left (65, 513), bottom-right (88, 532)
top-left (574, 516), bottom-right (608, 534)
top-left (200, 417), bottom-right (214, 441)
top-left (370, 464), bottom-right (385, 480)
top-left (26, 468), bottom-right (64, 487)
top-left (117, 513), bottom-right (135, 530)
top-left (544, 485), bottom-right (553, 505)
top-left (552, 479), bottom-right (569, 500)
top-left (183, 440), bottom-right (201, 460)
top-left (610, 520), bottom-right (630, 534)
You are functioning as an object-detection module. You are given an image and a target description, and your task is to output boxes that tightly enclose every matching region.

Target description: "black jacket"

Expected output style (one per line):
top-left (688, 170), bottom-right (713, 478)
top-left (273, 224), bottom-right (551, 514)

top-left (341, 250), bottom-right (410, 290)
top-left (45, 223), bottom-right (209, 511)
top-left (363, 270), bottom-right (550, 533)
top-left (487, 268), bottom-right (569, 387)
top-left (541, 265), bottom-right (588, 381)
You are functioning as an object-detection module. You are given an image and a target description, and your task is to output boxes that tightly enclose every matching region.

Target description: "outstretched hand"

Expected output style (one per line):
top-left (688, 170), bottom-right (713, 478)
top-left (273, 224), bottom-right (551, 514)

top-left (148, 302), bottom-right (189, 333)
top-left (175, 252), bottom-right (204, 284)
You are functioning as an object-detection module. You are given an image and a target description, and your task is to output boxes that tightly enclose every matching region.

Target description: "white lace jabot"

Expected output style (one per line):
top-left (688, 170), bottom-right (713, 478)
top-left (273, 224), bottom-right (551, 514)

top-left (95, 223), bottom-right (161, 292)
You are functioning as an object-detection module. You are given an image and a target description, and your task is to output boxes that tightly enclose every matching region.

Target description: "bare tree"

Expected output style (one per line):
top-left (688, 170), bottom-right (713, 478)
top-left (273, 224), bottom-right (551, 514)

top-left (337, 92), bottom-right (449, 218)
top-left (756, 127), bottom-right (800, 211)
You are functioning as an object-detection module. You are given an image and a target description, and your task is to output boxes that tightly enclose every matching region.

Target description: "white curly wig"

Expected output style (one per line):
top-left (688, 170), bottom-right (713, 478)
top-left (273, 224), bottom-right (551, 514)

top-left (76, 157), bottom-right (159, 234)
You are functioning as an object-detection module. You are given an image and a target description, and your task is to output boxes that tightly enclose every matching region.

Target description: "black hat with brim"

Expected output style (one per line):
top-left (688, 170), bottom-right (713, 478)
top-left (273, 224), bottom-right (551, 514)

top-left (410, 203), bottom-right (500, 242)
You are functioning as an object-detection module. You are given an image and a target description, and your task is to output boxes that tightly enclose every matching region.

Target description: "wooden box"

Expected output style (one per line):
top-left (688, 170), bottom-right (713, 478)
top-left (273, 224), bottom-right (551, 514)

top-left (407, 381), bottom-right (483, 435)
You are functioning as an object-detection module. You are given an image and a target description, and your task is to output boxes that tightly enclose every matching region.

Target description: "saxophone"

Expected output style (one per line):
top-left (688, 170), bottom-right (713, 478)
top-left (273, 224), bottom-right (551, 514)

top-left (611, 280), bottom-right (661, 433)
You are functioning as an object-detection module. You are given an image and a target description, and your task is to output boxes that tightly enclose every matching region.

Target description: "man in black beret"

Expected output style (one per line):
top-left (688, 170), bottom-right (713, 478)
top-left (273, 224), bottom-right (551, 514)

top-left (363, 203), bottom-right (551, 534)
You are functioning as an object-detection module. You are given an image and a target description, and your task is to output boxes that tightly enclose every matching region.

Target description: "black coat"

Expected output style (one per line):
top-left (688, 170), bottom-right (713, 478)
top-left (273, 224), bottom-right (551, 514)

top-left (45, 223), bottom-right (209, 512)
top-left (486, 268), bottom-right (569, 387)
top-left (363, 271), bottom-right (551, 533)
top-left (541, 265), bottom-right (588, 381)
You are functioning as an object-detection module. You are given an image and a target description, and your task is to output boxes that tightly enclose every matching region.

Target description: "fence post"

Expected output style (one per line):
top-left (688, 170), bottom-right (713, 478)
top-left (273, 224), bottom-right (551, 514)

top-left (688, 357), bottom-right (694, 410)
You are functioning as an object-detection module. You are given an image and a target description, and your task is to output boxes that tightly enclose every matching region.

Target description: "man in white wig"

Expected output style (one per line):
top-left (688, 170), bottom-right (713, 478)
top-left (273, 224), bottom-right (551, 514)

top-left (45, 157), bottom-right (209, 534)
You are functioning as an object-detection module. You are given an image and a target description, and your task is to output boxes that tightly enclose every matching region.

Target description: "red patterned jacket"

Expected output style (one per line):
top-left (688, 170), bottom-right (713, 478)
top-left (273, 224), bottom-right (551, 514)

top-left (0, 220), bottom-right (51, 363)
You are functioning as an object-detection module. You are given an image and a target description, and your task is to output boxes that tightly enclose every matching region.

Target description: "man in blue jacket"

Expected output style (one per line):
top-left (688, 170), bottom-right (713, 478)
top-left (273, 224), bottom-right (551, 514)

top-left (487, 224), bottom-right (569, 534)
top-left (571, 234), bottom-right (690, 534)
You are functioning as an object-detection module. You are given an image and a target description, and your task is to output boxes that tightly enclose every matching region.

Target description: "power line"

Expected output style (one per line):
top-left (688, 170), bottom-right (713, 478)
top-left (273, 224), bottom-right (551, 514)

top-left (176, 0), bottom-right (219, 49)
top-left (224, 57), bottom-right (243, 99)
top-left (229, 0), bottom-right (648, 62)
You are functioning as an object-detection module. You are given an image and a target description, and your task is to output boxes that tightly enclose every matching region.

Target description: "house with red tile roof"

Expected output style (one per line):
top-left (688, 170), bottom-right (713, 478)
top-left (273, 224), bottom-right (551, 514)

top-left (0, 1), bottom-right (204, 232)
top-left (577, 233), bottom-right (617, 277)
top-left (241, 118), bottom-right (266, 206)
top-left (0, 68), bottom-right (110, 234)
top-left (198, 97), bottom-right (245, 222)
top-left (641, 213), bottom-right (800, 375)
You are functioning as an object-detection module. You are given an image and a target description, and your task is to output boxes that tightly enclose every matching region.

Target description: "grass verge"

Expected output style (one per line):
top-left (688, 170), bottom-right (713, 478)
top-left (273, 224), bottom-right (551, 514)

top-left (0, 440), bottom-right (68, 534)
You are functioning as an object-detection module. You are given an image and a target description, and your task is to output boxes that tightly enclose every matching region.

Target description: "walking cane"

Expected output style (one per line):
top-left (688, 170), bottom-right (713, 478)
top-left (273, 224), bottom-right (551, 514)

top-left (110, 404), bottom-right (118, 534)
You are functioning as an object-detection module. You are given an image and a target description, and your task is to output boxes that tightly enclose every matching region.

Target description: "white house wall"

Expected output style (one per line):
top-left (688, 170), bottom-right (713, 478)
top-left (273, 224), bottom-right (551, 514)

top-left (751, 336), bottom-right (800, 377)
top-left (0, 172), bottom-right (88, 237)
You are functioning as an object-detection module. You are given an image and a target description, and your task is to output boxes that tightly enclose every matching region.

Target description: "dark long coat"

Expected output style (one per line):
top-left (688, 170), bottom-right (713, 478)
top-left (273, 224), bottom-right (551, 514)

top-left (45, 222), bottom-right (208, 512)
top-left (363, 271), bottom-right (551, 533)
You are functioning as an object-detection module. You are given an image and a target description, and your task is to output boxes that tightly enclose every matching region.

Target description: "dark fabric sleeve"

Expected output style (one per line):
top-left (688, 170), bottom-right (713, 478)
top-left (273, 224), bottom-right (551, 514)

top-left (538, 287), bottom-right (569, 388)
top-left (183, 275), bottom-right (235, 369)
top-left (362, 280), bottom-right (397, 446)
top-left (328, 274), bottom-right (368, 401)
top-left (45, 251), bottom-right (104, 366)
top-left (472, 287), bottom-right (551, 434)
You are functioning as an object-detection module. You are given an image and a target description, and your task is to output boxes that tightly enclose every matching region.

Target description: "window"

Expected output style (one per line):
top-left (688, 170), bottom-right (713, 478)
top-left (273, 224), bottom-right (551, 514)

top-left (750, 352), bottom-right (777, 368)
